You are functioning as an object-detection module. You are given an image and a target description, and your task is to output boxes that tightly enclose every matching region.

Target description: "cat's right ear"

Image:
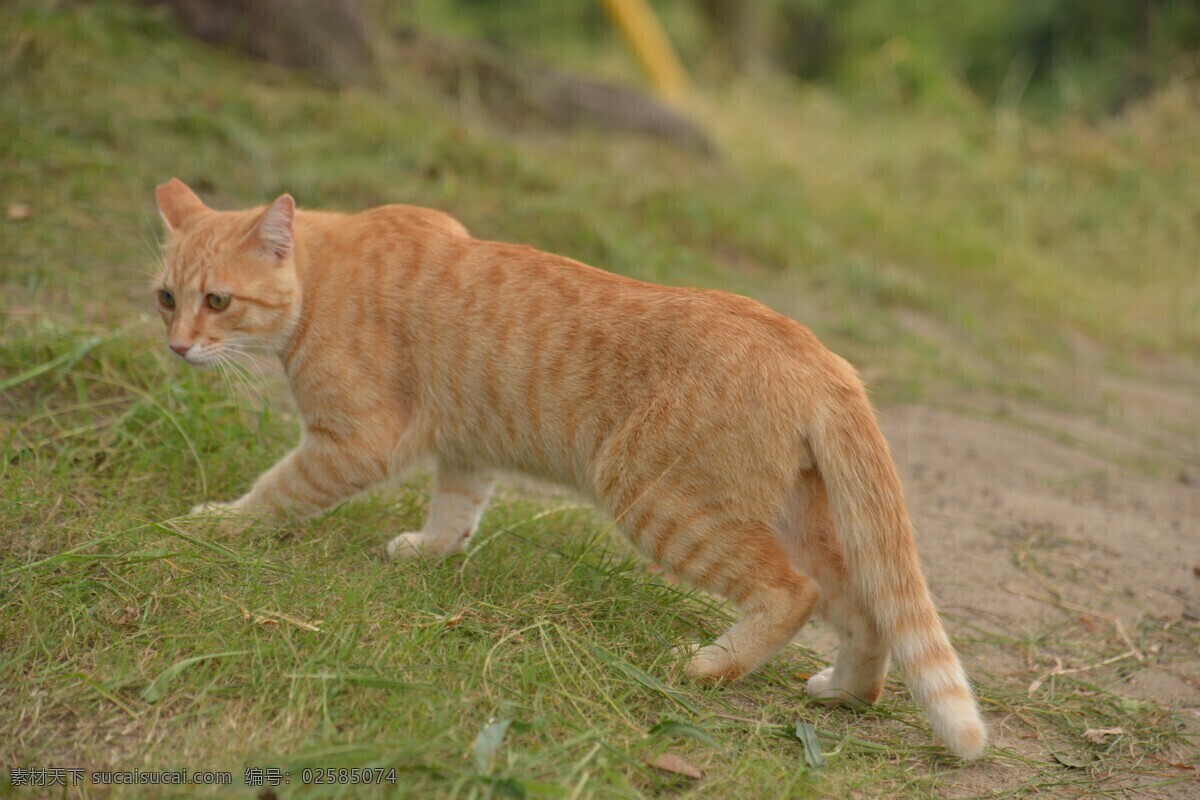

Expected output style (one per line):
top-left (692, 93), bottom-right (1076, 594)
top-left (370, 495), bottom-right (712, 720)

top-left (249, 194), bottom-right (295, 261)
top-left (155, 178), bottom-right (208, 233)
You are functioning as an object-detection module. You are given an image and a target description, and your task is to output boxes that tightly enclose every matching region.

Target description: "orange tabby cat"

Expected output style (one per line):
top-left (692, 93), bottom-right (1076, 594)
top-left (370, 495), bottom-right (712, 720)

top-left (153, 178), bottom-right (987, 760)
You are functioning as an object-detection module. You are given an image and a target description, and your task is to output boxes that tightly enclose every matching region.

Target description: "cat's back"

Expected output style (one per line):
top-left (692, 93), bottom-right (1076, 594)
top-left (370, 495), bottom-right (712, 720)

top-left (418, 238), bottom-right (848, 419)
top-left (366, 203), bottom-right (470, 238)
top-left (460, 239), bottom-right (828, 363)
top-left (302, 203), bottom-right (469, 254)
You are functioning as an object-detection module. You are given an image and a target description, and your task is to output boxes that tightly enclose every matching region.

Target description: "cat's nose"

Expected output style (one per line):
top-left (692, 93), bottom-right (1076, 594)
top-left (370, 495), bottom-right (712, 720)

top-left (170, 342), bottom-right (191, 358)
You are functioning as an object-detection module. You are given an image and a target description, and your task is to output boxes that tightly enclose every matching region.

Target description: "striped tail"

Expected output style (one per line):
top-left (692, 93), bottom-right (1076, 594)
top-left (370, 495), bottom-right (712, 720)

top-left (807, 386), bottom-right (987, 760)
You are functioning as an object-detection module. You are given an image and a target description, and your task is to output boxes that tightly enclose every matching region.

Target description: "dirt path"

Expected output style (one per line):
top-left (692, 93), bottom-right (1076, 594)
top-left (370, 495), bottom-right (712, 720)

top-left (861, 389), bottom-right (1200, 796)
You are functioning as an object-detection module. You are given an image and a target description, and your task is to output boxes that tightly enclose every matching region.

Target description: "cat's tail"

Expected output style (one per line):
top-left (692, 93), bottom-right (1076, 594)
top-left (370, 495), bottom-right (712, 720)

top-left (805, 375), bottom-right (987, 761)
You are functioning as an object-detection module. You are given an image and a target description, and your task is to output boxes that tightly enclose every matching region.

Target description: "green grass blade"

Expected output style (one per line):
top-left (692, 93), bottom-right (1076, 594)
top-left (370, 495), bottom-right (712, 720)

top-left (794, 721), bottom-right (825, 770)
top-left (0, 344), bottom-right (89, 394)
top-left (647, 718), bottom-right (720, 749)
top-left (0, 321), bottom-right (142, 394)
top-left (151, 521), bottom-right (288, 573)
top-left (588, 645), bottom-right (700, 715)
top-left (4, 531), bottom-right (127, 574)
top-left (72, 671), bottom-right (139, 718)
top-left (141, 651), bottom-right (250, 703)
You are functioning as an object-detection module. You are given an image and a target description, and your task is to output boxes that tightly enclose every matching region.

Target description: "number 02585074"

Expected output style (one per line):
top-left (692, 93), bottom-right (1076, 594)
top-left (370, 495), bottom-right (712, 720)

top-left (300, 768), bottom-right (398, 785)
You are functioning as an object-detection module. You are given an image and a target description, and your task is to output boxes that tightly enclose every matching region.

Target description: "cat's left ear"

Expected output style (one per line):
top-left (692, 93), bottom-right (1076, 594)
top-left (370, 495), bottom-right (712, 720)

top-left (155, 178), bottom-right (208, 233)
top-left (250, 194), bottom-right (295, 261)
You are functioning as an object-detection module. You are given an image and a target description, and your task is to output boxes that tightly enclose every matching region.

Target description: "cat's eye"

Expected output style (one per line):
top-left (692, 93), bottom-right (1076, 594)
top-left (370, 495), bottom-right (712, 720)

top-left (158, 289), bottom-right (175, 309)
top-left (206, 293), bottom-right (231, 311)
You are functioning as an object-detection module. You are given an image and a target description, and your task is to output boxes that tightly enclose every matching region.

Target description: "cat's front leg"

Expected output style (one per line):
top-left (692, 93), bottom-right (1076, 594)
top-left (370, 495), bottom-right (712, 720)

top-left (193, 430), bottom-right (400, 529)
top-left (387, 461), bottom-right (494, 559)
top-left (189, 499), bottom-right (257, 534)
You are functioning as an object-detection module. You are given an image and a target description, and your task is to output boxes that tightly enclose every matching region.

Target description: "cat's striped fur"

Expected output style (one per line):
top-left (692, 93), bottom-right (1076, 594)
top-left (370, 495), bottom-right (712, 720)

top-left (154, 178), bottom-right (987, 759)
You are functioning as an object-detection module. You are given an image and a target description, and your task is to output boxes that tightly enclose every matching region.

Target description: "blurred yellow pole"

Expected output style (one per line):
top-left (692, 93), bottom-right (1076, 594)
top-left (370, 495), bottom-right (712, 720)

top-left (599, 0), bottom-right (690, 103)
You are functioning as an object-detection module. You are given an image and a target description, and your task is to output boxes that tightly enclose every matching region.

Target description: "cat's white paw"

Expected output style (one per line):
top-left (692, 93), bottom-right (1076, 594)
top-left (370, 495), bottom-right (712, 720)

top-left (387, 530), bottom-right (470, 560)
top-left (189, 501), bottom-right (253, 534)
top-left (191, 501), bottom-right (237, 515)
top-left (806, 666), bottom-right (866, 706)
top-left (386, 532), bottom-right (428, 560)
top-left (806, 666), bottom-right (837, 699)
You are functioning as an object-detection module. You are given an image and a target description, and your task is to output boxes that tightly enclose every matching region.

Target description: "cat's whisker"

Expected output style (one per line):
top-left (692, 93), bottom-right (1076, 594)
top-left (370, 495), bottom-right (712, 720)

top-left (144, 216), bottom-right (164, 254)
top-left (224, 359), bottom-right (265, 412)
top-left (214, 353), bottom-right (247, 395)
top-left (223, 345), bottom-right (274, 383)
top-left (216, 345), bottom-right (273, 404)
top-left (138, 223), bottom-right (169, 278)
top-left (220, 359), bottom-right (245, 399)
top-left (241, 358), bottom-right (272, 387)
top-left (225, 342), bottom-right (277, 358)
top-left (212, 358), bottom-right (239, 407)
top-left (222, 355), bottom-right (270, 406)
top-left (119, 264), bottom-right (158, 280)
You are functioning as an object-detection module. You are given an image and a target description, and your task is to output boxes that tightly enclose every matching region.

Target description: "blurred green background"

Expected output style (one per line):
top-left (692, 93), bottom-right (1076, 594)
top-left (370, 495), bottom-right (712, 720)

top-left (2, 3), bottom-right (1198, 797)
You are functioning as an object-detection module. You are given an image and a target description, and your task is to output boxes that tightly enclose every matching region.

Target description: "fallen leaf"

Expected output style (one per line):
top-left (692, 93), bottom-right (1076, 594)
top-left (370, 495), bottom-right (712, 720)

top-left (647, 719), bottom-right (719, 748)
top-left (111, 605), bottom-right (140, 625)
top-left (1147, 752), bottom-right (1197, 771)
top-left (1052, 750), bottom-right (1090, 769)
top-left (1082, 727), bottom-right (1123, 745)
top-left (794, 721), bottom-right (824, 769)
top-left (472, 718), bottom-right (512, 774)
top-left (6, 202), bottom-right (31, 220)
top-left (648, 752), bottom-right (703, 780)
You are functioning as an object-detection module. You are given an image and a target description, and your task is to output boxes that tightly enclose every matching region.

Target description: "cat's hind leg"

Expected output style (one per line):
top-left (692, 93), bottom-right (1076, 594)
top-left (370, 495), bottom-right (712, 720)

top-left (613, 480), bottom-right (819, 682)
top-left (782, 469), bottom-right (890, 706)
top-left (682, 550), bottom-right (819, 684)
top-left (804, 607), bottom-right (890, 706)
top-left (387, 461), bottom-right (495, 559)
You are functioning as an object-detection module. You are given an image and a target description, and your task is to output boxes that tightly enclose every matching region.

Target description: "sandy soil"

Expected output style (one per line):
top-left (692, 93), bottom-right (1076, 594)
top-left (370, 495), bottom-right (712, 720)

top-left (828, 371), bottom-right (1200, 796)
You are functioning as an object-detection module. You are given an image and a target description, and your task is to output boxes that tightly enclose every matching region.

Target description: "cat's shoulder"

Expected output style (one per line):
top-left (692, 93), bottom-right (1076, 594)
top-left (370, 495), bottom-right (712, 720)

top-left (360, 204), bottom-right (470, 239)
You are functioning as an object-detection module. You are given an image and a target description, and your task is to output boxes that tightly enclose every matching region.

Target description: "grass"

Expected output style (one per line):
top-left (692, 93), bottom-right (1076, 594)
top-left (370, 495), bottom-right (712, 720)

top-left (2, 1), bottom-right (1198, 797)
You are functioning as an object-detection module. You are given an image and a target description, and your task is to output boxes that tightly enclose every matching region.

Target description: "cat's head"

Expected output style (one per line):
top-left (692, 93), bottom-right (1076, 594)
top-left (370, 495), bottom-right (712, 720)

top-left (154, 179), bottom-right (300, 366)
